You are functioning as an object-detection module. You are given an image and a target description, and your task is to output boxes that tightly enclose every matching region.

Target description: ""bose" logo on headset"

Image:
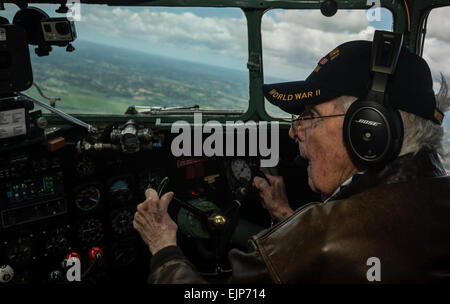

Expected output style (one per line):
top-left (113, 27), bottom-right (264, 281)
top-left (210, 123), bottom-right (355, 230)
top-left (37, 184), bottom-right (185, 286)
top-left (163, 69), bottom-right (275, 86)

top-left (354, 119), bottom-right (382, 127)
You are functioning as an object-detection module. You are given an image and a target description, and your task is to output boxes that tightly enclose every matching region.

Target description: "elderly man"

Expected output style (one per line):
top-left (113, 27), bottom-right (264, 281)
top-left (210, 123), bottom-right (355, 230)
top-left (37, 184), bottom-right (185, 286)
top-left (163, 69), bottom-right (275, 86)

top-left (133, 38), bottom-right (450, 283)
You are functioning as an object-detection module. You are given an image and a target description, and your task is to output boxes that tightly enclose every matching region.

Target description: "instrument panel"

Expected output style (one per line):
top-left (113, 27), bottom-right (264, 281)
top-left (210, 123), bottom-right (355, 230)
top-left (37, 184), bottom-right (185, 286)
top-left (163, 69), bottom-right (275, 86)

top-left (0, 129), bottom-right (287, 284)
top-left (0, 121), bottom-right (316, 284)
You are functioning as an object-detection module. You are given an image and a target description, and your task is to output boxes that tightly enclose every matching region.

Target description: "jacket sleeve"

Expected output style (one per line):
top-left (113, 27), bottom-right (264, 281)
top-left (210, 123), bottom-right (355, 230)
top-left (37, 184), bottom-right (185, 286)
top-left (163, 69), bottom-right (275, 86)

top-left (147, 246), bottom-right (207, 284)
top-left (227, 240), bottom-right (274, 283)
top-left (147, 241), bottom-right (274, 284)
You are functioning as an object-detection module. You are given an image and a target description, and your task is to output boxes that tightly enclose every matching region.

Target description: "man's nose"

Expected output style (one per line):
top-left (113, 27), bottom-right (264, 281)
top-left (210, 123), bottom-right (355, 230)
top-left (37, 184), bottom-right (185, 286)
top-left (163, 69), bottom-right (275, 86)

top-left (289, 126), bottom-right (295, 139)
top-left (289, 126), bottom-right (305, 142)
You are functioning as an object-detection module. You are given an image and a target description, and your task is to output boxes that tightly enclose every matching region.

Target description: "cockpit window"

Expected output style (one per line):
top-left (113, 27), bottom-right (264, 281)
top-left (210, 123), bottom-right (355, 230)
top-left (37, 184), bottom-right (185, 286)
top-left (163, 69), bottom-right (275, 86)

top-left (2, 4), bottom-right (249, 114)
top-left (422, 6), bottom-right (450, 172)
top-left (262, 8), bottom-right (393, 118)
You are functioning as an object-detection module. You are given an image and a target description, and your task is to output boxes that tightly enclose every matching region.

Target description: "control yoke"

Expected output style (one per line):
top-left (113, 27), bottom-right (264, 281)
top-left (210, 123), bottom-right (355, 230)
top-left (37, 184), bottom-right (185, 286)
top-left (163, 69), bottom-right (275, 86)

top-left (155, 177), bottom-right (241, 274)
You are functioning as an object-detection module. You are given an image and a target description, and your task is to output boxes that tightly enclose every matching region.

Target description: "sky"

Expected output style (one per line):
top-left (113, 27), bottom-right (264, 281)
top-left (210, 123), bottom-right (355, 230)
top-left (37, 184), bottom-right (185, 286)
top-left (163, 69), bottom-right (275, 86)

top-left (261, 8), bottom-right (392, 80)
top-left (1, 3), bottom-right (449, 110)
top-left (422, 8), bottom-right (450, 92)
top-left (2, 4), bottom-right (448, 81)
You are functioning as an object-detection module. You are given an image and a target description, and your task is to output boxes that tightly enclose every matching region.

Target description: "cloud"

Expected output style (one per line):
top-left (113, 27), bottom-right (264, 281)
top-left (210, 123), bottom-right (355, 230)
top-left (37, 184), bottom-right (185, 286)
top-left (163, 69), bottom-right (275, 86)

top-left (262, 9), bottom-right (378, 80)
top-left (272, 9), bottom-right (371, 33)
top-left (425, 7), bottom-right (450, 43)
top-left (74, 6), bottom-right (380, 79)
top-left (79, 7), bottom-right (248, 59)
top-left (422, 6), bottom-right (450, 90)
top-left (261, 6), bottom-right (450, 93)
top-left (6, 3), bottom-right (448, 92)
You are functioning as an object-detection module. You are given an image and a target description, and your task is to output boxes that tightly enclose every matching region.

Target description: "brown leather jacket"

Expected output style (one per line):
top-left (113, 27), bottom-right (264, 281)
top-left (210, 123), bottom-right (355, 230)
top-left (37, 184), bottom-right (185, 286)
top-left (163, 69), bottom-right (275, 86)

top-left (148, 150), bottom-right (450, 284)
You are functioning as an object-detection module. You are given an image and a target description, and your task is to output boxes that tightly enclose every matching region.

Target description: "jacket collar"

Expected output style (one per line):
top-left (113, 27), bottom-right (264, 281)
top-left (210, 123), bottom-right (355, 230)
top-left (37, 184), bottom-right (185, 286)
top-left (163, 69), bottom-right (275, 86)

top-left (332, 149), bottom-right (446, 201)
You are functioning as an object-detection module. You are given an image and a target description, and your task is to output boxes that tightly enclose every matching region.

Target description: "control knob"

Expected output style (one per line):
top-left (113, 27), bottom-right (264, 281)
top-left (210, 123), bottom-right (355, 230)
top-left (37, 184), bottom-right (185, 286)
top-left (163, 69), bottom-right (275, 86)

top-left (62, 252), bottom-right (81, 269)
top-left (48, 270), bottom-right (64, 283)
top-left (0, 265), bottom-right (14, 283)
top-left (88, 247), bottom-right (104, 261)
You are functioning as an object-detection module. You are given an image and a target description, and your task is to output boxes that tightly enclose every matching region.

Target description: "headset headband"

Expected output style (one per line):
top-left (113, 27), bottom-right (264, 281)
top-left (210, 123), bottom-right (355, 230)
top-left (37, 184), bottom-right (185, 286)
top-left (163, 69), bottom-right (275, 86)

top-left (367, 31), bottom-right (403, 107)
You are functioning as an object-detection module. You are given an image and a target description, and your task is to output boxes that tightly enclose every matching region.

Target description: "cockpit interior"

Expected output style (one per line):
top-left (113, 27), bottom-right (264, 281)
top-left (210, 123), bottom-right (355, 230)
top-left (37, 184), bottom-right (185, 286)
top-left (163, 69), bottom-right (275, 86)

top-left (0, 0), bottom-right (449, 284)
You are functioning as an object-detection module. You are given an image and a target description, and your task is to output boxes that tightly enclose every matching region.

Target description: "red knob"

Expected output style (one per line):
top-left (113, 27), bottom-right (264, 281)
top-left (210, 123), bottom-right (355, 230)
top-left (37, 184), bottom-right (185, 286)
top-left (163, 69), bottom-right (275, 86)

top-left (88, 247), bottom-right (104, 260)
top-left (66, 252), bottom-right (81, 260)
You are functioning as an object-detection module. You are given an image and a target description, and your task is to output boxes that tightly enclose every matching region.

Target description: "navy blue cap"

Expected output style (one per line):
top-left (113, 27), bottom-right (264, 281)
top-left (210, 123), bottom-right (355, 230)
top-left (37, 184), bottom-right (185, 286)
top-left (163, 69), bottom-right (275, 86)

top-left (263, 40), bottom-right (444, 125)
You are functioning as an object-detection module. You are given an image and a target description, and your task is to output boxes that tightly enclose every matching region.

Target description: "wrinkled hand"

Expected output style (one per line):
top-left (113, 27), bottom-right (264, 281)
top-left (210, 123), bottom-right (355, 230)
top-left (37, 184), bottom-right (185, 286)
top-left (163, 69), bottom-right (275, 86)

top-left (253, 174), bottom-right (293, 221)
top-left (133, 188), bottom-right (178, 255)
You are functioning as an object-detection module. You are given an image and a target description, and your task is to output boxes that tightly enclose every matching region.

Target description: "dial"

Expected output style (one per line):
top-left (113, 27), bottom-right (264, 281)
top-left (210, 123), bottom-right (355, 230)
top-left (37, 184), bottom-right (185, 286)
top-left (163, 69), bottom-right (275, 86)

top-left (75, 156), bottom-right (95, 177)
top-left (5, 237), bottom-right (33, 265)
top-left (111, 209), bottom-right (134, 236)
top-left (108, 178), bottom-right (132, 204)
top-left (230, 159), bottom-right (252, 183)
top-left (74, 185), bottom-right (101, 211)
top-left (78, 218), bottom-right (104, 244)
top-left (44, 228), bottom-right (69, 256)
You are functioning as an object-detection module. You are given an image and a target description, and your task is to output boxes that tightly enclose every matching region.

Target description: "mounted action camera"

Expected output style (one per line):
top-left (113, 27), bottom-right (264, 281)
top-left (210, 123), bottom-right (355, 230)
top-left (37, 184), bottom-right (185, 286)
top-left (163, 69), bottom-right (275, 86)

top-left (13, 7), bottom-right (77, 56)
top-left (41, 17), bottom-right (77, 45)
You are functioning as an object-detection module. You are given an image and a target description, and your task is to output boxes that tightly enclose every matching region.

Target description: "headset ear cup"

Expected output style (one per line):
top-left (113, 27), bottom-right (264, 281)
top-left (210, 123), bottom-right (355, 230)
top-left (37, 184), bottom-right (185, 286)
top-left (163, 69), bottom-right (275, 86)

top-left (388, 107), bottom-right (404, 160)
top-left (343, 100), bottom-right (403, 167)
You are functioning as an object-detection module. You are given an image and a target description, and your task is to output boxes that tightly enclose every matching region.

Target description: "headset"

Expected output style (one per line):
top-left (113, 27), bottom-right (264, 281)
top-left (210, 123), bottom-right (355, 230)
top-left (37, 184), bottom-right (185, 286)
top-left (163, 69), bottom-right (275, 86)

top-left (343, 30), bottom-right (404, 168)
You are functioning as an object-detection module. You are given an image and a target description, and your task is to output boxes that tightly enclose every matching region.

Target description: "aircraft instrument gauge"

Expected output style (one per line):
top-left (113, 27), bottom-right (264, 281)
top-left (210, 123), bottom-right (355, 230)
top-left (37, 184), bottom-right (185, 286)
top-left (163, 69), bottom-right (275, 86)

top-left (111, 209), bottom-right (134, 236)
top-left (5, 237), bottom-right (34, 265)
top-left (44, 228), bottom-right (69, 256)
top-left (77, 218), bottom-right (104, 244)
top-left (75, 156), bottom-right (95, 177)
top-left (74, 185), bottom-right (101, 211)
top-left (108, 177), bottom-right (133, 204)
top-left (230, 159), bottom-right (252, 183)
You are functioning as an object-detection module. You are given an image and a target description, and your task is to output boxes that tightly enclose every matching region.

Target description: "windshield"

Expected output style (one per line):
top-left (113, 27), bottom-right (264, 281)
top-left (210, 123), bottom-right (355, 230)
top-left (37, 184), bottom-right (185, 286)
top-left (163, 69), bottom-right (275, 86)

top-left (262, 7), bottom-right (394, 117)
top-left (423, 6), bottom-right (450, 173)
top-left (1, 4), bottom-right (249, 114)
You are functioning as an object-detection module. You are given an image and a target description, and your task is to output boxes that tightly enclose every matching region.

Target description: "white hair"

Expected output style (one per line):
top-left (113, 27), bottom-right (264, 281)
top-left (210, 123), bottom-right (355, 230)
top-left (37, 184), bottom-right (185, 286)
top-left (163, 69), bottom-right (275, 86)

top-left (398, 73), bottom-right (449, 160)
top-left (339, 74), bottom-right (450, 161)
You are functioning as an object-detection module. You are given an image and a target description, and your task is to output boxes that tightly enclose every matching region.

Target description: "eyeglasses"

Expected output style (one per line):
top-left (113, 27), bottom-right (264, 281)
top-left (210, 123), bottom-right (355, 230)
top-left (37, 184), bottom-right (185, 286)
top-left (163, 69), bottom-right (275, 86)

top-left (291, 113), bottom-right (346, 130)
